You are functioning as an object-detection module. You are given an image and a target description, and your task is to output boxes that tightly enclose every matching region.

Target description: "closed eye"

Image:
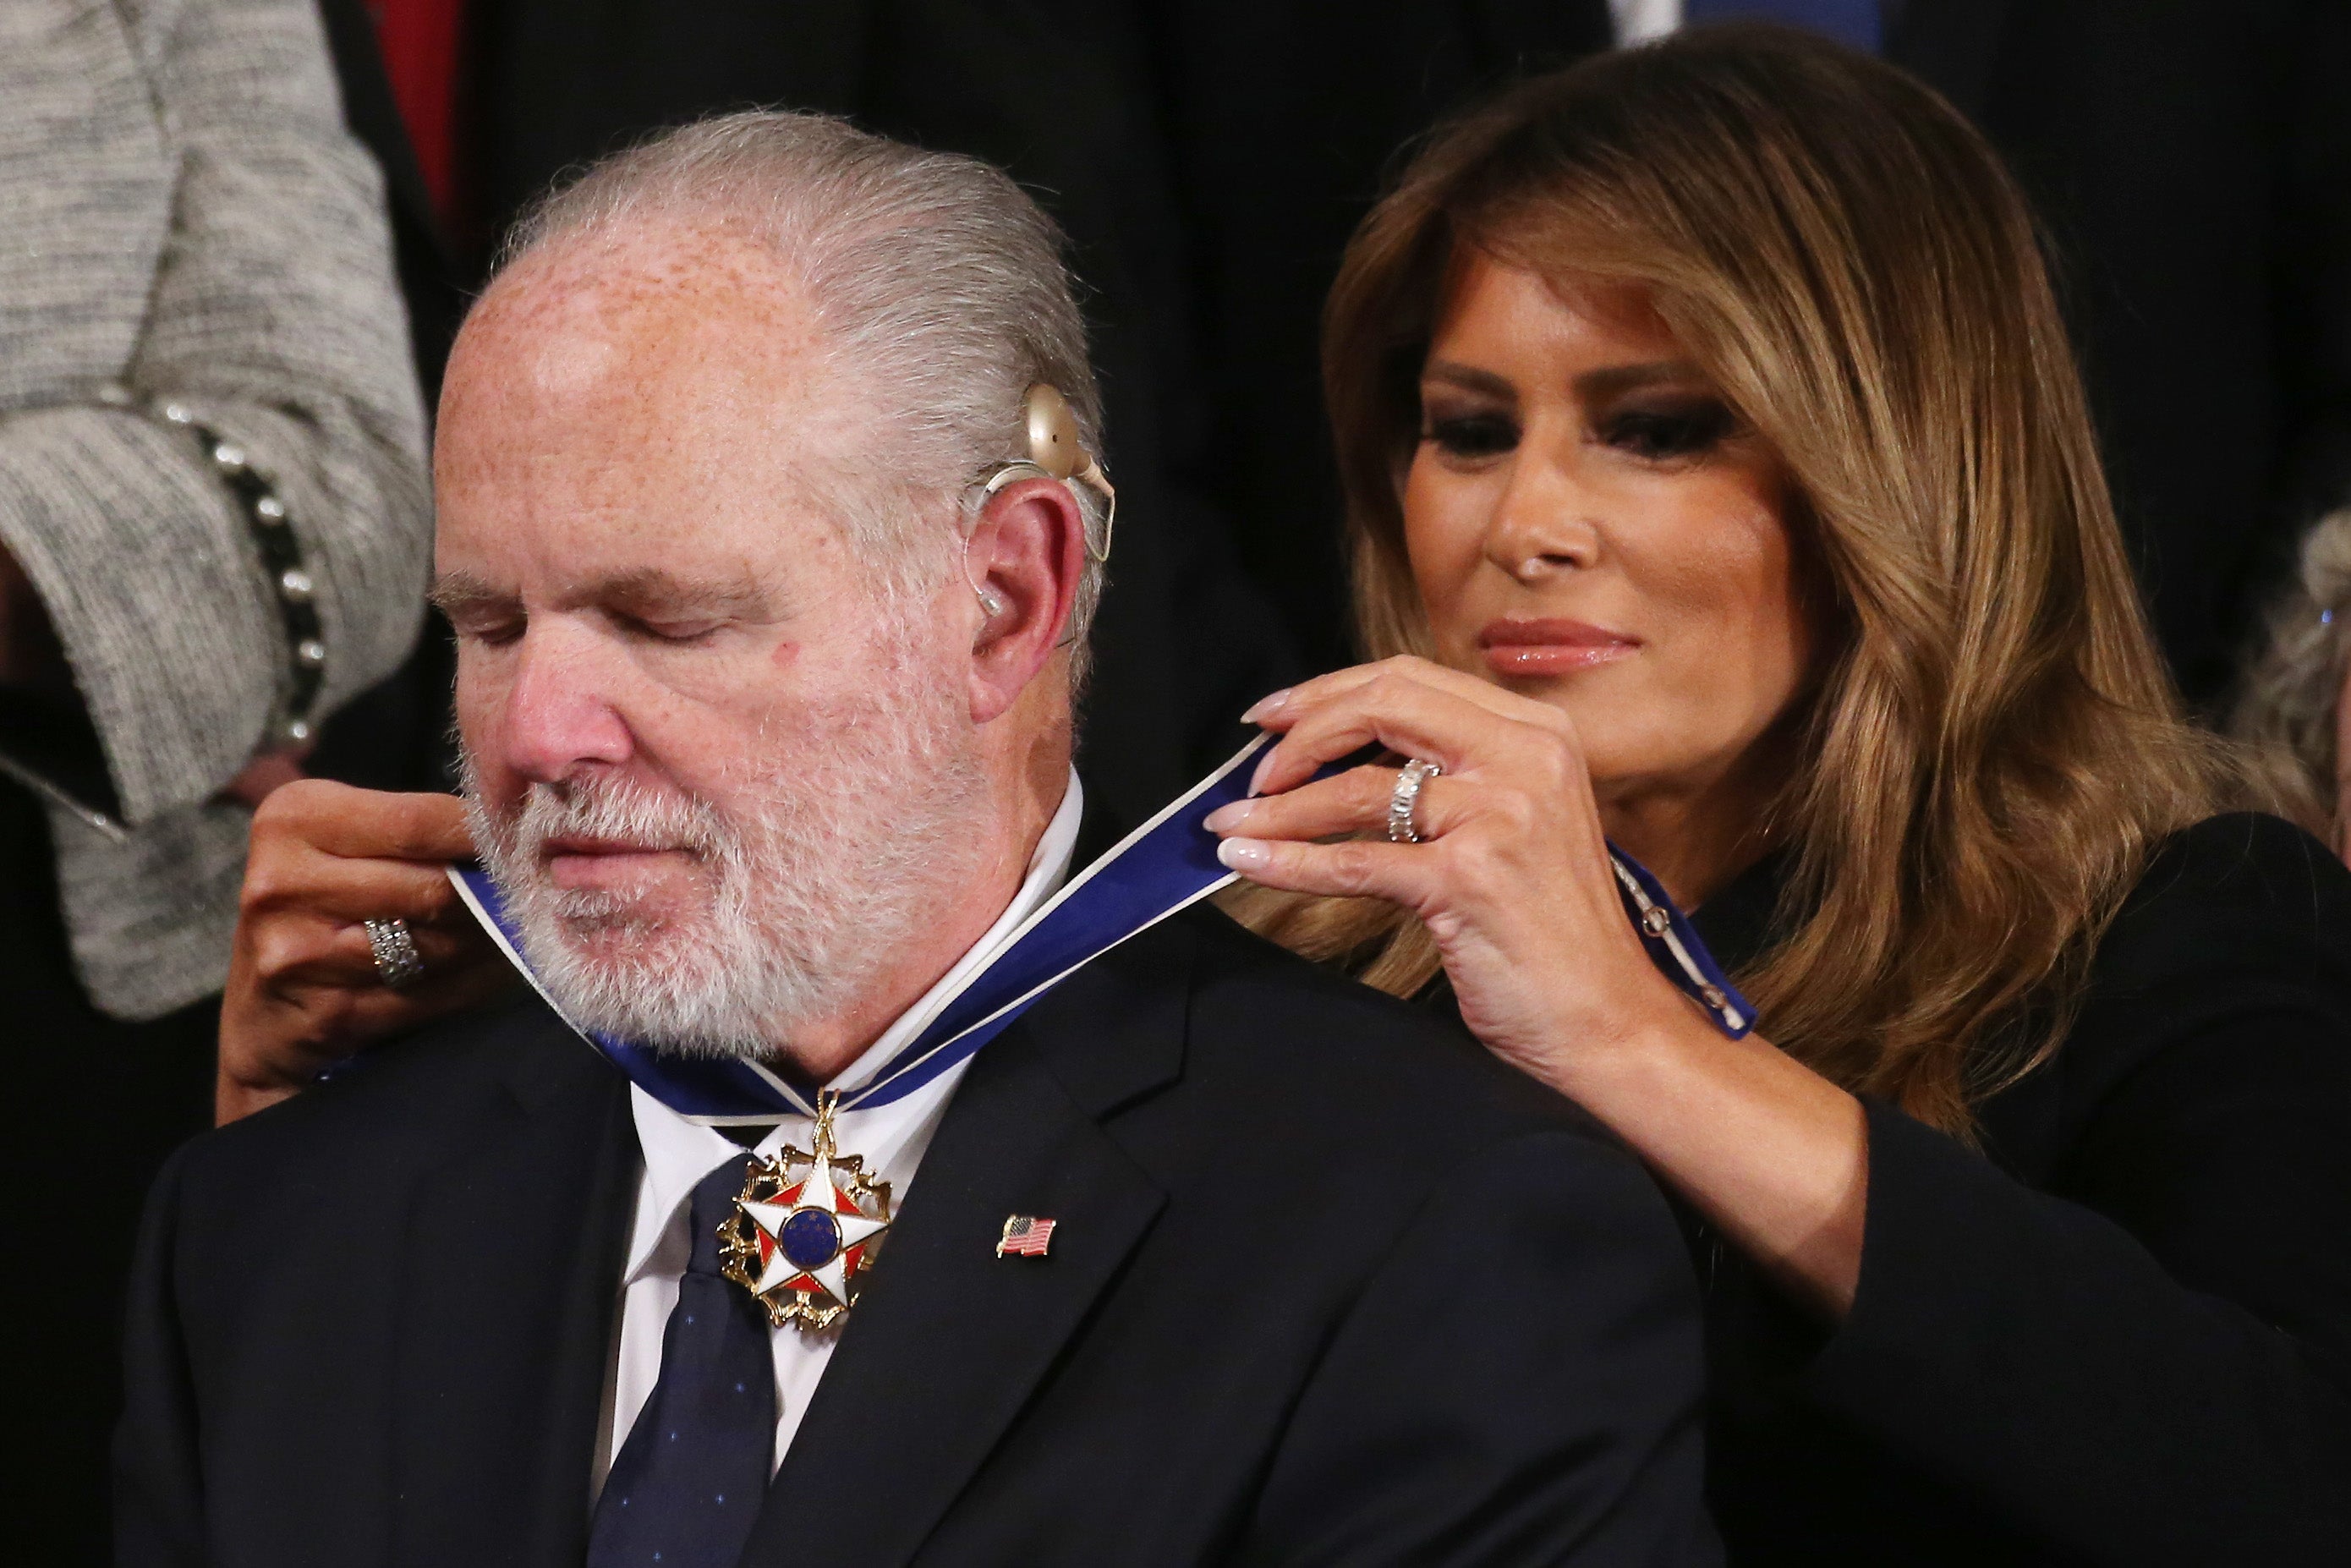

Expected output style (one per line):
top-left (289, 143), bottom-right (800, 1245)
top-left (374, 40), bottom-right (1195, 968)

top-left (439, 606), bottom-right (525, 649)
top-left (430, 573), bottom-right (525, 647)
top-left (617, 614), bottom-right (726, 644)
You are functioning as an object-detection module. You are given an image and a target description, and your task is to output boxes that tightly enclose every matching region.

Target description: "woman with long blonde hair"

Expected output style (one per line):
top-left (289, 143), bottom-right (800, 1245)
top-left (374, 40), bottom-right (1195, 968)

top-left (1207, 25), bottom-right (2351, 1565)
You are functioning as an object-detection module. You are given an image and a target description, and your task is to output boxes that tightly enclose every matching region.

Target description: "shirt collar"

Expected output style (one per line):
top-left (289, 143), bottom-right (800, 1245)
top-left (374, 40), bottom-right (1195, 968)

top-left (623, 769), bottom-right (1084, 1282)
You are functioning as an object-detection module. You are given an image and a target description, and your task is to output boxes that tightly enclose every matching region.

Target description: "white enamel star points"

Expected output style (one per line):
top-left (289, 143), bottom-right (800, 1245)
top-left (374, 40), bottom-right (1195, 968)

top-left (736, 1178), bottom-right (891, 1304)
top-left (717, 1094), bottom-right (895, 1330)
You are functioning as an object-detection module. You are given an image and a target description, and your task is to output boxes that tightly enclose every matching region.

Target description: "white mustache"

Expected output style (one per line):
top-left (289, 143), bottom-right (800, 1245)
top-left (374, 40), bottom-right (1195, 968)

top-left (507, 774), bottom-right (732, 866)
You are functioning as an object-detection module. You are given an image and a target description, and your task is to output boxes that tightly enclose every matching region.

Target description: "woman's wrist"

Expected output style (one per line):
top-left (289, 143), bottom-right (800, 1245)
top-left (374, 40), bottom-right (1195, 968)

top-left (1502, 956), bottom-right (1724, 1096)
top-left (1524, 993), bottom-right (1871, 1319)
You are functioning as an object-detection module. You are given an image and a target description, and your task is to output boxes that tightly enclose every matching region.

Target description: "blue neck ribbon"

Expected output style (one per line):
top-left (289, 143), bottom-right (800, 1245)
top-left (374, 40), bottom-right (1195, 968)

top-left (450, 735), bottom-right (1751, 1126)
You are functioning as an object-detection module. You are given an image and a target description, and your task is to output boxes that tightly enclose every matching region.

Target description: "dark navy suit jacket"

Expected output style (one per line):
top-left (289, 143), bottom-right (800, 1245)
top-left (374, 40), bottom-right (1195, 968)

top-left (117, 906), bottom-right (1719, 1566)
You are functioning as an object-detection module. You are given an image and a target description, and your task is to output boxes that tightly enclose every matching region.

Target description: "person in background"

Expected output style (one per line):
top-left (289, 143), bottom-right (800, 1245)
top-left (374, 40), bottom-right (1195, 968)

top-left (2229, 505), bottom-right (2351, 858)
top-left (1206, 29), bottom-right (2351, 1564)
top-left (290, 0), bottom-right (476, 802)
top-left (0, 0), bottom-right (431, 1554)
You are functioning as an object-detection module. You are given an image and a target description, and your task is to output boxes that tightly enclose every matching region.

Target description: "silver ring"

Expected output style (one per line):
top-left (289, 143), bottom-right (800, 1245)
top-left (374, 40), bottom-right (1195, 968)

top-left (1387, 759), bottom-right (1444, 843)
top-left (364, 917), bottom-right (425, 990)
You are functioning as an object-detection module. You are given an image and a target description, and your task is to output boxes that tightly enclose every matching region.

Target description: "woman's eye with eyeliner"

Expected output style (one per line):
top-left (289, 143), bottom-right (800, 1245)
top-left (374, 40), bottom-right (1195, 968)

top-left (1601, 401), bottom-right (1735, 461)
top-left (1422, 413), bottom-right (1520, 459)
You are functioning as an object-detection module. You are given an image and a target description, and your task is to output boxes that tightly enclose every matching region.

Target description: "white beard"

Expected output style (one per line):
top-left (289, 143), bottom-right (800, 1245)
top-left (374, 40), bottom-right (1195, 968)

top-left (463, 635), bottom-right (989, 1060)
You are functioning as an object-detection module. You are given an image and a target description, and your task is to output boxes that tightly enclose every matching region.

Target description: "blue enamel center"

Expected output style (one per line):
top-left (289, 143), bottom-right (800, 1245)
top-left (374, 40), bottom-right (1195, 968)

top-left (779, 1207), bottom-right (841, 1270)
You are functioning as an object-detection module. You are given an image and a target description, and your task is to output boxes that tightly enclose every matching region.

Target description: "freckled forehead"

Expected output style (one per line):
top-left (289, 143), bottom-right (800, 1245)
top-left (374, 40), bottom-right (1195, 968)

top-left (442, 222), bottom-right (847, 435)
top-left (432, 220), bottom-right (875, 585)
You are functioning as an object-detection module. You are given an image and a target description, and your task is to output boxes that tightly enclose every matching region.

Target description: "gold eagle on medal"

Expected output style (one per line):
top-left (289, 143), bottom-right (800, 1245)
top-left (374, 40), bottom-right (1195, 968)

top-left (717, 1094), bottom-right (894, 1331)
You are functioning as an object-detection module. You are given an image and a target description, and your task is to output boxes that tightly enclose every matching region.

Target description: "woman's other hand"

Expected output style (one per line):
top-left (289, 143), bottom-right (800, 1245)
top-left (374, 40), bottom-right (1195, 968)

top-left (217, 781), bottom-right (512, 1124)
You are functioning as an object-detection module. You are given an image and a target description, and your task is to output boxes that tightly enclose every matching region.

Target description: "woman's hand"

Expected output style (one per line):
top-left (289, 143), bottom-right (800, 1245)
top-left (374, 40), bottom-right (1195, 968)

top-left (216, 780), bottom-right (515, 1125)
top-left (1207, 655), bottom-right (1696, 1076)
top-left (1207, 656), bottom-right (1871, 1319)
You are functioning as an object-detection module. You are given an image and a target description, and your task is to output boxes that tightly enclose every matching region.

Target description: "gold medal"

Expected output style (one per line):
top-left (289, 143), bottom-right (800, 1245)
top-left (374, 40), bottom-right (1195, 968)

top-left (718, 1091), bottom-right (893, 1331)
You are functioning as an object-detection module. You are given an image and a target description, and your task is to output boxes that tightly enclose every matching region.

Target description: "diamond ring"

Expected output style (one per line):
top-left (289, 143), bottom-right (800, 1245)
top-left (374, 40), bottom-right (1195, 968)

top-left (1386, 759), bottom-right (1444, 843)
top-left (364, 917), bottom-right (425, 990)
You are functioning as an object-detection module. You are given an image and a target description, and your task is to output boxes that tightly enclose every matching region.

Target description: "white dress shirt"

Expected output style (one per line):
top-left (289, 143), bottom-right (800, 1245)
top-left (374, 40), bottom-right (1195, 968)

top-left (596, 772), bottom-right (1084, 1488)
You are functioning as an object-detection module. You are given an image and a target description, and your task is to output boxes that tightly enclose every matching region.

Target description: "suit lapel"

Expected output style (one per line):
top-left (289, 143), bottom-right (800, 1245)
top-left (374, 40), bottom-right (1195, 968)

top-left (1887, 0), bottom-right (2014, 123)
top-left (739, 921), bottom-right (1195, 1567)
top-left (388, 1009), bottom-right (639, 1566)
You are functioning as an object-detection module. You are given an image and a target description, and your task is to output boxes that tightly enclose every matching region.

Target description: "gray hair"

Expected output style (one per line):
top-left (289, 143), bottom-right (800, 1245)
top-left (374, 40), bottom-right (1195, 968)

top-left (2227, 506), bottom-right (2351, 847)
top-left (496, 111), bottom-right (1110, 669)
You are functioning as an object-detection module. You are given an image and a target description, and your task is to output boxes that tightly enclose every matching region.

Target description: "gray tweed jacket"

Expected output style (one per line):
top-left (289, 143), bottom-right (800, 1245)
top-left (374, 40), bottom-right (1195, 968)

top-left (0, 0), bottom-right (431, 1018)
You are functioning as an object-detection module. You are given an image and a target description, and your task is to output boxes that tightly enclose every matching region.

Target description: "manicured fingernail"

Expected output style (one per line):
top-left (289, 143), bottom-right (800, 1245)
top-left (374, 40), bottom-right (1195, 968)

top-left (1240, 688), bottom-right (1292, 725)
top-left (1248, 750), bottom-right (1278, 797)
top-left (1217, 838), bottom-right (1271, 872)
top-left (1203, 801), bottom-right (1254, 834)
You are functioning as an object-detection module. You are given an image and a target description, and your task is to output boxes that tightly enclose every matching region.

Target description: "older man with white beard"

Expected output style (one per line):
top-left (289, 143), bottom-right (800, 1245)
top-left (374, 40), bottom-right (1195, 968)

top-left (117, 114), bottom-right (1719, 1568)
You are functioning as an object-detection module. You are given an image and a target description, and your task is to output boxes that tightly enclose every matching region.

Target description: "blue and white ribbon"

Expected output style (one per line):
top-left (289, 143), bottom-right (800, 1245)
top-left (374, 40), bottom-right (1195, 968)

top-left (450, 734), bottom-right (1751, 1124)
top-left (1608, 845), bottom-right (1751, 1035)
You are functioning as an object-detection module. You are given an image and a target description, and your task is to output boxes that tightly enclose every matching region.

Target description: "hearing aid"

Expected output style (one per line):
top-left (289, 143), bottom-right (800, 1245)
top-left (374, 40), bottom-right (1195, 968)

top-left (978, 383), bottom-right (1116, 563)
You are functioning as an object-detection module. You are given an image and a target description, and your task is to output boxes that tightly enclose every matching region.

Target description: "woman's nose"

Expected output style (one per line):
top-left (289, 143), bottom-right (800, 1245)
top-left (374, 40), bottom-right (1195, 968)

top-left (1482, 450), bottom-right (1602, 582)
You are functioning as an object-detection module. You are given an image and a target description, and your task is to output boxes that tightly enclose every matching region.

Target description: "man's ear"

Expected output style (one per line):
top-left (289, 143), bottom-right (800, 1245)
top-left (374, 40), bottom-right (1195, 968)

top-left (962, 475), bottom-right (1088, 724)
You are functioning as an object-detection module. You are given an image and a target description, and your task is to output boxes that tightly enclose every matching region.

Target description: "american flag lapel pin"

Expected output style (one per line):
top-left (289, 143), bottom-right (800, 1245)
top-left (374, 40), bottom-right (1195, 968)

top-left (996, 1214), bottom-right (1057, 1258)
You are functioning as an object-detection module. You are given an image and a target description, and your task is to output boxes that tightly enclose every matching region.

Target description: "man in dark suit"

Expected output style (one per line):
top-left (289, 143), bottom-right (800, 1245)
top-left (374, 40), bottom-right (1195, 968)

top-left (117, 112), bottom-right (1716, 1566)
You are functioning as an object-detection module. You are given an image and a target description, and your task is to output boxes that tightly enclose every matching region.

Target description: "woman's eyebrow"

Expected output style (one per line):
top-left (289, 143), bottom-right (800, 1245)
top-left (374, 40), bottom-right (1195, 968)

top-left (1572, 359), bottom-right (1708, 399)
top-left (1421, 359), bottom-right (1517, 399)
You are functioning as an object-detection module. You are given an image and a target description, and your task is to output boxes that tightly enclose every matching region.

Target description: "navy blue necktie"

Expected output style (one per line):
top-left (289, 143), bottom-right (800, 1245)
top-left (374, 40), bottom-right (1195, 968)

top-left (1684, 0), bottom-right (1882, 52)
top-left (589, 1155), bottom-right (775, 1568)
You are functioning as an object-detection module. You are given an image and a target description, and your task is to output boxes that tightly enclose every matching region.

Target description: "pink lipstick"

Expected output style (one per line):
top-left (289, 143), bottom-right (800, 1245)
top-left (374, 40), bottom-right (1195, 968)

top-left (1477, 617), bottom-right (1641, 677)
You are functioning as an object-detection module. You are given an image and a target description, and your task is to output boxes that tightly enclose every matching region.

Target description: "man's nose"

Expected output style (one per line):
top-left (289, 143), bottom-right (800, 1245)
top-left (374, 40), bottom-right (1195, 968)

top-left (498, 626), bottom-right (636, 783)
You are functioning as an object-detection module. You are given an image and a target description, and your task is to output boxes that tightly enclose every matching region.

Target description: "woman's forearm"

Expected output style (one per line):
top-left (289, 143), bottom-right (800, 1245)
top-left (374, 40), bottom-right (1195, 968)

top-left (1543, 1009), bottom-right (1871, 1319)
